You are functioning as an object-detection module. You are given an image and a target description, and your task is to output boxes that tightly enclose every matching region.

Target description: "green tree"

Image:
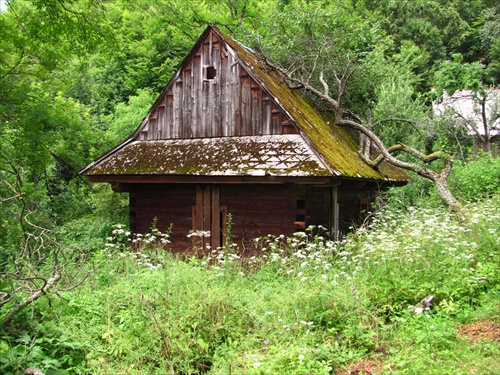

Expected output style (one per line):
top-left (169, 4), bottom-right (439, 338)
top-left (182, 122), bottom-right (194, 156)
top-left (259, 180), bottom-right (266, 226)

top-left (0, 0), bottom-right (114, 325)
top-left (251, 1), bottom-right (464, 215)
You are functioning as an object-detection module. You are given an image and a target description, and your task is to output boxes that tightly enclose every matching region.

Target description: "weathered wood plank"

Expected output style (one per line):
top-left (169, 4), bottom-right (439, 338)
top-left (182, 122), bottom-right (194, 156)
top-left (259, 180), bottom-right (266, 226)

top-left (195, 186), bottom-right (203, 232)
top-left (211, 187), bottom-right (220, 248)
top-left (127, 29), bottom-right (302, 141)
top-left (203, 188), bottom-right (211, 232)
top-left (192, 53), bottom-right (202, 138)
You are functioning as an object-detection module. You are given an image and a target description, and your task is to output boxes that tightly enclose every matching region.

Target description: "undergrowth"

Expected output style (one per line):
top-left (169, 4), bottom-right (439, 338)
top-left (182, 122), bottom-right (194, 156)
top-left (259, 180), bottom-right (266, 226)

top-left (1, 196), bottom-right (498, 374)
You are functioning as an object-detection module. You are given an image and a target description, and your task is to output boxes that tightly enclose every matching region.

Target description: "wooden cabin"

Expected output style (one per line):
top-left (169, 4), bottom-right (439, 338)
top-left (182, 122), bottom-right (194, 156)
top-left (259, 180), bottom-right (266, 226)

top-left (80, 25), bottom-right (409, 254)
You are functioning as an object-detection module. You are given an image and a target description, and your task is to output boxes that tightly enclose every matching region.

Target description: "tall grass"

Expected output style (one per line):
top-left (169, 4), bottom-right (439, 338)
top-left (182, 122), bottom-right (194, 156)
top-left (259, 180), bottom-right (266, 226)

top-left (1, 196), bottom-right (495, 374)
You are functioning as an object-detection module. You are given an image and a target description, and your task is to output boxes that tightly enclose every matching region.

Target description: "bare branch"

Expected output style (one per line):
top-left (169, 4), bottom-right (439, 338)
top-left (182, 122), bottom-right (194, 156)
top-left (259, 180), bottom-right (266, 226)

top-left (371, 144), bottom-right (443, 168)
top-left (449, 110), bottom-right (485, 141)
top-left (307, 45), bottom-right (324, 85)
top-left (2, 269), bottom-right (61, 325)
top-left (264, 57), bottom-right (342, 116)
top-left (0, 179), bottom-right (22, 203)
top-left (0, 173), bottom-right (108, 325)
top-left (319, 69), bottom-right (329, 96)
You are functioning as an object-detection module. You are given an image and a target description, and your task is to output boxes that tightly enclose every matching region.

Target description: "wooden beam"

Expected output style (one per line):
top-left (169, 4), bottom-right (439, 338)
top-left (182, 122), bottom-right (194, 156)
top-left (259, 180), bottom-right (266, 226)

top-left (86, 175), bottom-right (339, 185)
top-left (211, 187), bottom-right (220, 249)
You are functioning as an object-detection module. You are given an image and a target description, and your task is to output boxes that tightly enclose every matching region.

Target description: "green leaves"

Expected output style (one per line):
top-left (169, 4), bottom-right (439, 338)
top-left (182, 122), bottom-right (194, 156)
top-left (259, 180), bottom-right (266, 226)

top-left (434, 54), bottom-right (487, 95)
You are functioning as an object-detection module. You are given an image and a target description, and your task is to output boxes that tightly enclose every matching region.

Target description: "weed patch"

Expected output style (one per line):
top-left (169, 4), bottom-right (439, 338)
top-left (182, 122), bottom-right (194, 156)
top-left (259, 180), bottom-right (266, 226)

top-left (2, 197), bottom-right (498, 374)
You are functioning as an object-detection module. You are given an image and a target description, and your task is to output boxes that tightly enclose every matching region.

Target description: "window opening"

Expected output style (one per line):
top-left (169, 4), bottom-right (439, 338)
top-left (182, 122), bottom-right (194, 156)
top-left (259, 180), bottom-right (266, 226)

top-left (295, 199), bottom-right (306, 230)
top-left (206, 66), bottom-right (217, 79)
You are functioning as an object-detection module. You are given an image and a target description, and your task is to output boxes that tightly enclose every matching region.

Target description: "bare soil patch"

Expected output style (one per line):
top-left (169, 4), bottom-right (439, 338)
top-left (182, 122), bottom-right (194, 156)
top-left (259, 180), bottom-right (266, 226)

top-left (336, 359), bottom-right (385, 375)
top-left (457, 320), bottom-right (500, 342)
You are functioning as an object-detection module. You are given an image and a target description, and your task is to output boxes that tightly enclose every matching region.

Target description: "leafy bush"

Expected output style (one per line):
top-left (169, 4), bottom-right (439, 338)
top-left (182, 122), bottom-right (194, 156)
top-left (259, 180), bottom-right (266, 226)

top-left (449, 153), bottom-right (500, 201)
top-left (0, 328), bottom-right (85, 375)
top-left (5, 197), bottom-right (498, 374)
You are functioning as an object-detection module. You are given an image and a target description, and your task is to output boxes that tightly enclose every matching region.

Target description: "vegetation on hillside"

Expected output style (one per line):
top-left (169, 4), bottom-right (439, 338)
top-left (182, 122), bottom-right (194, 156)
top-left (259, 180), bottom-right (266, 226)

top-left (0, 0), bottom-right (499, 374)
top-left (1, 185), bottom-right (498, 373)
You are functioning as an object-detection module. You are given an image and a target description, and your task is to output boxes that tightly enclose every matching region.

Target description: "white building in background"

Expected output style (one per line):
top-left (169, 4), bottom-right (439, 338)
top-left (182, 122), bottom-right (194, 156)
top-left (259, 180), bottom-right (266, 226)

top-left (433, 88), bottom-right (500, 137)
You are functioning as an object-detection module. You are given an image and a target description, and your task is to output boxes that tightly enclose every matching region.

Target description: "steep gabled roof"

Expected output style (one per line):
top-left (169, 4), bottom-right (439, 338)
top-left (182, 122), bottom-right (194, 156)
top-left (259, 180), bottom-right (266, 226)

top-left (81, 25), bottom-right (409, 183)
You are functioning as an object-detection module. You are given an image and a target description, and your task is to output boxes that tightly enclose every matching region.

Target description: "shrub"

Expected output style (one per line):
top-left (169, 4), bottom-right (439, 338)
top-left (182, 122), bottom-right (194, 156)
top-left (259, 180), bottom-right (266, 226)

top-left (14, 197), bottom-right (498, 374)
top-left (449, 152), bottom-right (500, 201)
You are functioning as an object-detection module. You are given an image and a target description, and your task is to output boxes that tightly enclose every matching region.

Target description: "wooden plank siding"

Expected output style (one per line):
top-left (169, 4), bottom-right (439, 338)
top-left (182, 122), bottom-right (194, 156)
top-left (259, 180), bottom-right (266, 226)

top-left (220, 184), bottom-right (297, 251)
top-left (130, 184), bottom-right (196, 252)
top-left (337, 187), bottom-right (373, 234)
top-left (138, 29), bottom-right (296, 141)
top-left (129, 183), bottom-right (300, 254)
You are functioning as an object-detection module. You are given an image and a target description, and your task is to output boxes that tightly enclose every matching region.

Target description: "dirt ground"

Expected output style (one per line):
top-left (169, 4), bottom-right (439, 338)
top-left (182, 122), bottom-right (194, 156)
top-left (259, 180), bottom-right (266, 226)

top-left (457, 320), bottom-right (500, 342)
top-left (336, 359), bottom-right (385, 375)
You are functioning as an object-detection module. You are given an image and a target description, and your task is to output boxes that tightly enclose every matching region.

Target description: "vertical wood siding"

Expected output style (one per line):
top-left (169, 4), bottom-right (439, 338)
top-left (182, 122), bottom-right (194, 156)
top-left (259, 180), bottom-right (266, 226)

top-left (139, 30), bottom-right (294, 141)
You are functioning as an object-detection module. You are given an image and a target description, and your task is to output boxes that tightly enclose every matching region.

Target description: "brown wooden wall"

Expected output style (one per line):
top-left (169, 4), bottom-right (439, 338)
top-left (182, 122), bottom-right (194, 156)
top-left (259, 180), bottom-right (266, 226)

top-left (220, 184), bottom-right (298, 251)
top-left (128, 182), bottom-right (376, 254)
top-left (337, 185), bottom-right (373, 233)
top-left (130, 184), bottom-right (196, 252)
top-left (304, 186), bottom-right (333, 230)
top-left (138, 30), bottom-right (295, 141)
top-left (129, 183), bottom-right (299, 254)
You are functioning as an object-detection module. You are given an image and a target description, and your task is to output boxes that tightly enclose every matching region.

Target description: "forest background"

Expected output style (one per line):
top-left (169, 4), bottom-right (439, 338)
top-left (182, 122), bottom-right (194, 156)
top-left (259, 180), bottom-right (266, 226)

top-left (0, 0), bottom-right (499, 374)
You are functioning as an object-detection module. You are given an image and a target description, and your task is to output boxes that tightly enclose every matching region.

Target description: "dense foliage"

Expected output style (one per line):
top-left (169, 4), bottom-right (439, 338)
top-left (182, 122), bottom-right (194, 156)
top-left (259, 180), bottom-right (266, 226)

top-left (0, 0), bottom-right (499, 374)
top-left (1, 194), bottom-right (498, 374)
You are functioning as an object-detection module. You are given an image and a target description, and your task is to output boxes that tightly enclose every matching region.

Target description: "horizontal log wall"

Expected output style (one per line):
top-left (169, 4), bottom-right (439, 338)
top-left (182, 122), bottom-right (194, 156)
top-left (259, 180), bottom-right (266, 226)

top-left (220, 184), bottom-right (298, 251)
top-left (139, 30), bottom-right (294, 141)
top-left (130, 183), bottom-right (299, 254)
top-left (128, 182), bottom-right (376, 254)
top-left (130, 184), bottom-right (196, 253)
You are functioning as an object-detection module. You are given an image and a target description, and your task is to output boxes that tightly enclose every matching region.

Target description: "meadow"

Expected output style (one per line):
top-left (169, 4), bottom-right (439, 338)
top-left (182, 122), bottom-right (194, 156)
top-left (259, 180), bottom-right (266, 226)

top-left (1, 156), bottom-right (499, 374)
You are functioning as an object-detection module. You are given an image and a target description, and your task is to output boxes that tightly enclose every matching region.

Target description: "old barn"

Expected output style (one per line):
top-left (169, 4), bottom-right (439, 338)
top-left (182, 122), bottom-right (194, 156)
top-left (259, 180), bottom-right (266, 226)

top-left (80, 25), bottom-right (409, 253)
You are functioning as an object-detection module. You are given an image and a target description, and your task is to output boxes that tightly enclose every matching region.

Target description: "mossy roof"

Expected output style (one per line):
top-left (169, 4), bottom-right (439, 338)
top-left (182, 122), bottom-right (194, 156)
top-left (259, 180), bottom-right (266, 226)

top-left (81, 25), bottom-right (409, 183)
top-left (217, 26), bottom-right (408, 182)
top-left (84, 135), bottom-right (332, 177)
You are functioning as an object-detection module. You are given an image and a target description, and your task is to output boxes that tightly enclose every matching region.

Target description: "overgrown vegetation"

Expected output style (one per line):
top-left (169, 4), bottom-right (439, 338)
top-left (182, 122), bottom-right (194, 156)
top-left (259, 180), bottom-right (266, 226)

top-left (1, 162), bottom-right (499, 374)
top-left (1, 0), bottom-right (499, 374)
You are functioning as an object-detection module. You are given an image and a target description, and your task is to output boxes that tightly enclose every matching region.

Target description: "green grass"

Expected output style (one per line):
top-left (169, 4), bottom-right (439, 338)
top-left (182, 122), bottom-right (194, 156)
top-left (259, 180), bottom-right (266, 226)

top-left (1, 197), bottom-right (499, 374)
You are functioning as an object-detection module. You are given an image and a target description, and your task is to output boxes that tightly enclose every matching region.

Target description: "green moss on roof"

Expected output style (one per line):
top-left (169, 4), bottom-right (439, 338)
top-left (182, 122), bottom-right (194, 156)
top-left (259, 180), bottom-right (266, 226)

top-left (86, 136), bottom-right (331, 177)
top-left (218, 26), bottom-right (408, 182)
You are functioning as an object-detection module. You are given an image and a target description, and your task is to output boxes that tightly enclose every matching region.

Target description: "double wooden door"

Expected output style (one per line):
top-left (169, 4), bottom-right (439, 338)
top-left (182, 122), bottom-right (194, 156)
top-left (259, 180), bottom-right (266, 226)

top-left (192, 186), bottom-right (227, 251)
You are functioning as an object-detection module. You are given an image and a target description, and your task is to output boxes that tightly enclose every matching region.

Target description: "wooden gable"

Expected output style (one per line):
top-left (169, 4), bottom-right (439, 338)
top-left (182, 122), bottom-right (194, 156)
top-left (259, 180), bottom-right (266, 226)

top-left (135, 26), bottom-right (295, 141)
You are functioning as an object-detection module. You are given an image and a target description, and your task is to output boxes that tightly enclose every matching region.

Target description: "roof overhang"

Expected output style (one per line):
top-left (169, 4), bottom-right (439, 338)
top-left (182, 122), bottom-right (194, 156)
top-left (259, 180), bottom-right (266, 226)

top-left (87, 175), bottom-right (339, 192)
top-left (82, 135), bottom-right (335, 178)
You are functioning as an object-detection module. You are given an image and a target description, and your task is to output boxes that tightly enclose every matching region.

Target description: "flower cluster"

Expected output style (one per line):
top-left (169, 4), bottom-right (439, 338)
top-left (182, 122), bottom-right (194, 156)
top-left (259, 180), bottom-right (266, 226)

top-left (105, 223), bottom-right (172, 270)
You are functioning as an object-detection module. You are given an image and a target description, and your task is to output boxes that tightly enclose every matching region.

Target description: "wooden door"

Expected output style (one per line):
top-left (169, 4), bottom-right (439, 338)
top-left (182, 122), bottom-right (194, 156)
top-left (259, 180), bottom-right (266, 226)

top-left (192, 186), bottom-right (227, 251)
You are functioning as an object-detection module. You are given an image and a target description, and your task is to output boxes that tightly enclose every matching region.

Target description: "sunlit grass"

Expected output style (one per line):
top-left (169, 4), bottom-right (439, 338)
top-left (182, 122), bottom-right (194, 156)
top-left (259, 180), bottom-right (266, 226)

top-left (3, 197), bottom-right (498, 374)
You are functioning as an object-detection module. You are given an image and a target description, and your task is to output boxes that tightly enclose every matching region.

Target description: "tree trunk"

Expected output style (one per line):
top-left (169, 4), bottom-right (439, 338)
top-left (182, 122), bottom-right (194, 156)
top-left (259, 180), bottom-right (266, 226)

top-left (337, 119), bottom-right (465, 218)
top-left (264, 60), bottom-right (464, 217)
top-left (424, 172), bottom-right (464, 219)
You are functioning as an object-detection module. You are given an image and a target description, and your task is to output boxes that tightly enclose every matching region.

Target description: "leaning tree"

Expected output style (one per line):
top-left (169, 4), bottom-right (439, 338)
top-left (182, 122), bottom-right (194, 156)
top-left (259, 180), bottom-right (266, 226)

top-left (248, 3), bottom-right (464, 216)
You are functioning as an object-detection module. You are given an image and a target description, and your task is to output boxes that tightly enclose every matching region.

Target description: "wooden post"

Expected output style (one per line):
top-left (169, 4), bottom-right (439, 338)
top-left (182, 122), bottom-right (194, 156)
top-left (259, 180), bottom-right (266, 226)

top-left (211, 187), bottom-right (220, 249)
top-left (332, 186), bottom-right (339, 237)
